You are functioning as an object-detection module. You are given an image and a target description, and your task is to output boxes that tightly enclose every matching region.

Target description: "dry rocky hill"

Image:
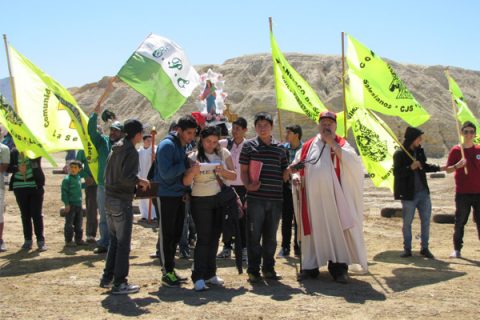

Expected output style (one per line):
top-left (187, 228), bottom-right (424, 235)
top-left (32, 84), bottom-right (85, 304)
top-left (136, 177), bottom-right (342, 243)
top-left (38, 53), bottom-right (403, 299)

top-left (70, 53), bottom-right (480, 158)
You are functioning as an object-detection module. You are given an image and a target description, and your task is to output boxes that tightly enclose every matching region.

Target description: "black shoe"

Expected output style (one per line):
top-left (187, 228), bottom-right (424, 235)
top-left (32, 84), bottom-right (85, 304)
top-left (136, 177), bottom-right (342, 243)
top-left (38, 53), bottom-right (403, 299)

top-left (277, 247), bottom-right (290, 257)
top-left (335, 274), bottom-right (349, 284)
top-left (75, 240), bottom-right (87, 246)
top-left (294, 246), bottom-right (301, 257)
top-left (247, 272), bottom-right (262, 283)
top-left (262, 270), bottom-right (282, 280)
top-left (400, 250), bottom-right (412, 258)
top-left (298, 268), bottom-right (319, 281)
top-left (99, 277), bottom-right (113, 289)
top-left (420, 248), bottom-right (435, 259)
top-left (93, 246), bottom-right (108, 254)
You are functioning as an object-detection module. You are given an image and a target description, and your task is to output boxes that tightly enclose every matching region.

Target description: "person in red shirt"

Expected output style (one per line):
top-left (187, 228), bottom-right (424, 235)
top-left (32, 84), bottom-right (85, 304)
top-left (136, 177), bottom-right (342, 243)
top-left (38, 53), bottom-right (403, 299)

top-left (446, 121), bottom-right (479, 258)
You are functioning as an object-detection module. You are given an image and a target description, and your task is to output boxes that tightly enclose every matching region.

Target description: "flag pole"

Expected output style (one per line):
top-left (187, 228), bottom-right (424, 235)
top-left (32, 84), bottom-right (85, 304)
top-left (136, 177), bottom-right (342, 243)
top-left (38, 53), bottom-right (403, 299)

top-left (367, 109), bottom-right (416, 161)
top-left (3, 34), bottom-right (19, 113)
top-left (445, 68), bottom-right (468, 175)
top-left (341, 32), bottom-right (348, 139)
top-left (269, 17), bottom-right (284, 141)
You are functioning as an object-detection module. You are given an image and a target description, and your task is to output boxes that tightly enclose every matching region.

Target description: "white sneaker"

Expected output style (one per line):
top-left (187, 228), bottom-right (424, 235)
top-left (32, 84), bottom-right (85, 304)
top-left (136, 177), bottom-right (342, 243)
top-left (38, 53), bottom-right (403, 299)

top-left (194, 279), bottom-right (208, 292)
top-left (205, 275), bottom-right (224, 286)
top-left (449, 250), bottom-right (461, 258)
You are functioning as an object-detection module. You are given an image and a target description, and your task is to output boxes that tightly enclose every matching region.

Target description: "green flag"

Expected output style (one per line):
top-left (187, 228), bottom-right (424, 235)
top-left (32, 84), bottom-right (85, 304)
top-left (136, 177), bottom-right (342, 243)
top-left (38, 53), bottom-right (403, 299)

top-left (270, 32), bottom-right (327, 122)
top-left (346, 34), bottom-right (430, 127)
top-left (446, 72), bottom-right (480, 144)
top-left (9, 46), bottom-right (99, 182)
top-left (0, 95), bottom-right (56, 165)
top-left (117, 34), bottom-right (200, 119)
top-left (346, 72), bottom-right (399, 191)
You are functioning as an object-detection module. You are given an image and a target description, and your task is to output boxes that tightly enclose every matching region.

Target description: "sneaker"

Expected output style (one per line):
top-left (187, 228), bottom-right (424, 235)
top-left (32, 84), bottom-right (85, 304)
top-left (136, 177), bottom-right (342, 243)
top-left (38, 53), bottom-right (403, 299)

top-left (86, 236), bottom-right (96, 244)
top-left (205, 275), bottom-right (224, 286)
top-left (162, 272), bottom-right (180, 287)
top-left (0, 239), bottom-right (6, 252)
top-left (400, 250), bottom-right (412, 258)
top-left (277, 247), bottom-right (290, 258)
top-left (242, 248), bottom-right (248, 262)
top-left (37, 241), bottom-right (47, 252)
top-left (262, 270), bottom-right (282, 280)
top-left (93, 246), bottom-right (108, 254)
top-left (75, 240), bottom-right (87, 246)
top-left (194, 279), bottom-right (208, 292)
top-left (217, 247), bottom-right (231, 259)
top-left (99, 277), bottom-right (113, 289)
top-left (174, 271), bottom-right (188, 283)
top-left (420, 248), bottom-right (435, 259)
top-left (335, 273), bottom-right (349, 284)
top-left (111, 282), bottom-right (140, 295)
top-left (247, 272), bottom-right (262, 283)
top-left (449, 250), bottom-right (461, 258)
top-left (21, 240), bottom-right (32, 250)
top-left (65, 241), bottom-right (76, 247)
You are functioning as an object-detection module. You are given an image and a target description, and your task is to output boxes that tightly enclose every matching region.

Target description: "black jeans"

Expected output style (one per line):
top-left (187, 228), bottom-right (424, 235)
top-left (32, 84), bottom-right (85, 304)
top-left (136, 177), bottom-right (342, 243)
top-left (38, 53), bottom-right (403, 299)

top-left (64, 205), bottom-right (83, 242)
top-left (281, 186), bottom-right (299, 251)
top-left (157, 196), bottom-right (185, 273)
top-left (246, 197), bottom-right (283, 274)
top-left (191, 195), bottom-right (223, 282)
top-left (454, 193), bottom-right (480, 251)
top-left (14, 187), bottom-right (45, 242)
top-left (85, 184), bottom-right (98, 238)
top-left (103, 196), bottom-right (133, 286)
top-left (223, 185), bottom-right (247, 249)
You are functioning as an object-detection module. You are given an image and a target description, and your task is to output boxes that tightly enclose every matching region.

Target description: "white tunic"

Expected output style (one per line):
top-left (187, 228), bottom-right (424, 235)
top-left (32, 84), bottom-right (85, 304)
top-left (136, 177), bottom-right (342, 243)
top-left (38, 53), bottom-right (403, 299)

top-left (138, 146), bottom-right (157, 219)
top-left (293, 134), bottom-right (368, 273)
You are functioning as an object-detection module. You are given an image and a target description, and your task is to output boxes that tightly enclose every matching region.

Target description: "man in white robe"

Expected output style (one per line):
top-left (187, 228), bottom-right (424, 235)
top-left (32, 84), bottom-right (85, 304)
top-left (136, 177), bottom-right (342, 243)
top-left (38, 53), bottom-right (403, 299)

top-left (138, 134), bottom-right (157, 220)
top-left (291, 111), bottom-right (367, 283)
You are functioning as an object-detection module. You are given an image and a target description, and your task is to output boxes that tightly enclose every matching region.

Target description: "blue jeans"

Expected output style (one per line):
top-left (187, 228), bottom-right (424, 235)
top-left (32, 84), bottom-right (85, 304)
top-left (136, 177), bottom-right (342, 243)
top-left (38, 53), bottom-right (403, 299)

top-left (401, 189), bottom-right (432, 251)
top-left (96, 185), bottom-right (109, 248)
top-left (103, 196), bottom-right (133, 286)
top-left (246, 197), bottom-right (283, 274)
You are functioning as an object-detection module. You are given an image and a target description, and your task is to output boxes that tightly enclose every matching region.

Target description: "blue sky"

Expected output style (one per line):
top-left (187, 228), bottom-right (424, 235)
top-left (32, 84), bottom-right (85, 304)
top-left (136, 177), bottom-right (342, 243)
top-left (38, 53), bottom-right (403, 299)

top-left (1, 0), bottom-right (478, 88)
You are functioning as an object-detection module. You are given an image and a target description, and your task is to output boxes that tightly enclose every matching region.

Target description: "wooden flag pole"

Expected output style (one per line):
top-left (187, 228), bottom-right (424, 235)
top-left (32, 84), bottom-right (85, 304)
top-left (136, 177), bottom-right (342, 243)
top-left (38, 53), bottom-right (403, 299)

top-left (3, 34), bottom-right (19, 113)
top-left (147, 126), bottom-right (157, 224)
top-left (341, 32), bottom-right (348, 139)
top-left (445, 69), bottom-right (468, 175)
top-left (269, 17), bottom-right (284, 141)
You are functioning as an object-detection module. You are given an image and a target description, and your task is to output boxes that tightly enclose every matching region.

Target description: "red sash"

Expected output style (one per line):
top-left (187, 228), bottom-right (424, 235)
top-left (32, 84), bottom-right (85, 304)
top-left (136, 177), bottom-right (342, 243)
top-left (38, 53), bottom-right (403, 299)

top-left (299, 135), bottom-right (345, 235)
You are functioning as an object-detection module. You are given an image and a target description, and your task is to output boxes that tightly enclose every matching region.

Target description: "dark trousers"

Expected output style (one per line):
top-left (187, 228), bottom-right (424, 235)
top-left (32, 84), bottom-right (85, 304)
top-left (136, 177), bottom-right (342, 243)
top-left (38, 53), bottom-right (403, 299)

top-left (64, 205), bottom-right (83, 242)
top-left (246, 197), bottom-right (282, 274)
top-left (14, 187), bottom-right (45, 242)
top-left (157, 196), bottom-right (185, 273)
top-left (281, 187), bottom-right (299, 251)
top-left (85, 185), bottom-right (98, 238)
top-left (103, 196), bottom-right (133, 286)
top-left (191, 195), bottom-right (223, 282)
top-left (179, 199), bottom-right (196, 253)
top-left (453, 193), bottom-right (480, 251)
top-left (224, 185), bottom-right (247, 249)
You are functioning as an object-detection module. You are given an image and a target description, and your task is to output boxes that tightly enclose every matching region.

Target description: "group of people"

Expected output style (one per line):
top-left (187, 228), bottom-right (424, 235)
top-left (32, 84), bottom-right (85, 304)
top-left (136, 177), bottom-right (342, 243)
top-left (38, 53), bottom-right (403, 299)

top-left (1, 107), bottom-right (479, 296)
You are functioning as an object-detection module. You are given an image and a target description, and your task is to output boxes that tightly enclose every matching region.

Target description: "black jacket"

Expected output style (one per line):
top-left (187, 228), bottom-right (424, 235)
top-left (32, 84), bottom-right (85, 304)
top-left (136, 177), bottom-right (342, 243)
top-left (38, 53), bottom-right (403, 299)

top-left (393, 145), bottom-right (440, 200)
top-left (104, 138), bottom-right (139, 201)
top-left (8, 148), bottom-right (45, 191)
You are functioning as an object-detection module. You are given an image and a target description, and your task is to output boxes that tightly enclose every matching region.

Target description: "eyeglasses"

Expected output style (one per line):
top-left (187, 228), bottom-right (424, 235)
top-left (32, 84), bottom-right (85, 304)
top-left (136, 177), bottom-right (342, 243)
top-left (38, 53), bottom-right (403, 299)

top-left (462, 129), bottom-right (475, 134)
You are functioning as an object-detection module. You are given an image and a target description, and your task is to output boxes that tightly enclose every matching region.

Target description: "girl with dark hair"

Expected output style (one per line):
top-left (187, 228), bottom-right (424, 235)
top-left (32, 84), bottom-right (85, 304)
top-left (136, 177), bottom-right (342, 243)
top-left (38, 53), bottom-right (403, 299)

top-left (183, 126), bottom-right (236, 291)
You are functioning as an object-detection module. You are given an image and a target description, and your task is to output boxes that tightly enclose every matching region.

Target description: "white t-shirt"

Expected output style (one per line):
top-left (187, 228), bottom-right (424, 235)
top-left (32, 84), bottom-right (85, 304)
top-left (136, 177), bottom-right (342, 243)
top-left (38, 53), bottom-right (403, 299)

top-left (189, 148), bottom-right (231, 197)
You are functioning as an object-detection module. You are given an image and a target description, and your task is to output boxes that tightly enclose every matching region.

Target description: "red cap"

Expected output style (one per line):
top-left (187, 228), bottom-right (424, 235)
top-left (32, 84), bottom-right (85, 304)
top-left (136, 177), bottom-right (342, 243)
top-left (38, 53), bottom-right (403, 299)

top-left (319, 110), bottom-right (336, 122)
top-left (191, 111), bottom-right (206, 126)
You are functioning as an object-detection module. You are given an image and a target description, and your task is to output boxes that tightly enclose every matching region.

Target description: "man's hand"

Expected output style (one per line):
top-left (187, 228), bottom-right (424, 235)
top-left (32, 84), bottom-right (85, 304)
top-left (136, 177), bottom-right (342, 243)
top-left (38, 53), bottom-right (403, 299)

top-left (410, 160), bottom-right (422, 170)
top-left (64, 205), bottom-right (70, 214)
top-left (138, 179), bottom-right (150, 191)
top-left (455, 158), bottom-right (466, 169)
top-left (292, 175), bottom-right (301, 187)
top-left (246, 181), bottom-right (261, 192)
top-left (187, 162), bottom-right (200, 177)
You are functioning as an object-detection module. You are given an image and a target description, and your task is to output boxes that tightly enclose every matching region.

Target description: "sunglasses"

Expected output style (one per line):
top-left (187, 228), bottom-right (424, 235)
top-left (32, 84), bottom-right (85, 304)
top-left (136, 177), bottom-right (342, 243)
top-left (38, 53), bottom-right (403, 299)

top-left (462, 129), bottom-right (475, 134)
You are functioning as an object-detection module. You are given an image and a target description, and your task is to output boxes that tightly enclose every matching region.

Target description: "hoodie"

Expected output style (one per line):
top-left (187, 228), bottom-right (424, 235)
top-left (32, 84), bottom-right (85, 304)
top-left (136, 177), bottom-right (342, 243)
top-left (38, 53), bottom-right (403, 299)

top-left (154, 132), bottom-right (188, 197)
top-left (104, 138), bottom-right (139, 201)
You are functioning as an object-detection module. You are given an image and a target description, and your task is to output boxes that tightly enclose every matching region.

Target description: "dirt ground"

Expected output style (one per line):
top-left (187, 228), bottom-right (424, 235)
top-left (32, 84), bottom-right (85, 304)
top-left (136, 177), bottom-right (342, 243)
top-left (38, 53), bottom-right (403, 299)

top-left (1, 154), bottom-right (479, 320)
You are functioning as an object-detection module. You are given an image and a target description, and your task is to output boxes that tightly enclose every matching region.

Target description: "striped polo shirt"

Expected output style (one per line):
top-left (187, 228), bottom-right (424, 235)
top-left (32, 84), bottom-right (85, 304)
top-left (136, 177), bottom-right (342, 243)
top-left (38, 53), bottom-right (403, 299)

top-left (239, 136), bottom-right (288, 201)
